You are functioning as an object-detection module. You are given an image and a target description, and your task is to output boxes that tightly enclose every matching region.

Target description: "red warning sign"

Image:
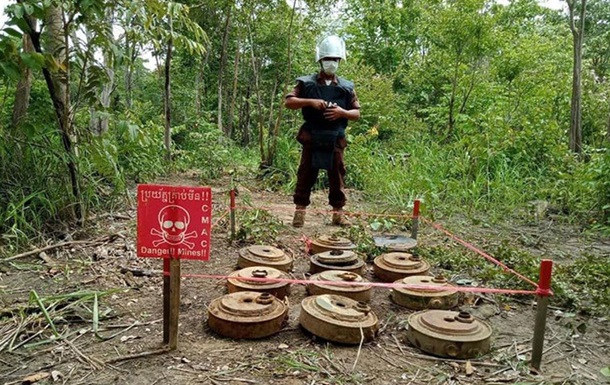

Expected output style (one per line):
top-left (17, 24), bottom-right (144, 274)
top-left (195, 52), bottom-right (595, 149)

top-left (137, 184), bottom-right (212, 260)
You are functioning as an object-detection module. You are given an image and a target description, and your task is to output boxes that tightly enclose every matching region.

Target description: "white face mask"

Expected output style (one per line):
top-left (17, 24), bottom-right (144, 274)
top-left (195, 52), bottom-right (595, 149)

top-left (321, 59), bottom-right (339, 75)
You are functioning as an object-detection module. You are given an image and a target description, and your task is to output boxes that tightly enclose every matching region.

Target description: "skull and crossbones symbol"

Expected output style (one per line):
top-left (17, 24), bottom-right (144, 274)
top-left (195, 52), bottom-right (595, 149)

top-left (150, 205), bottom-right (197, 249)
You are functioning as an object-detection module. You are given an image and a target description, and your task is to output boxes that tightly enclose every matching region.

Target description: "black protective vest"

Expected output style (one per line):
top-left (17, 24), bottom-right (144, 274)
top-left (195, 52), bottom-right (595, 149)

top-left (297, 74), bottom-right (354, 134)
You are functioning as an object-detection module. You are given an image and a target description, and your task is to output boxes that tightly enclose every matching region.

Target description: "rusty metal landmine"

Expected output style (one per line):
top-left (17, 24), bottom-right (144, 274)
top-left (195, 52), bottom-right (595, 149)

top-left (237, 245), bottom-right (293, 272)
top-left (309, 250), bottom-right (366, 275)
top-left (391, 275), bottom-right (458, 310)
top-left (307, 270), bottom-right (372, 303)
top-left (309, 234), bottom-right (356, 255)
top-left (299, 294), bottom-right (379, 344)
top-left (207, 292), bottom-right (288, 339)
top-left (406, 310), bottom-right (492, 359)
top-left (227, 266), bottom-right (291, 299)
top-left (373, 252), bottom-right (431, 282)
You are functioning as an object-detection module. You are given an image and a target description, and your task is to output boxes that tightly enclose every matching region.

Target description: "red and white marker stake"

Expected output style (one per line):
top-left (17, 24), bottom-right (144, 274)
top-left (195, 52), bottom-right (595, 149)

top-left (411, 199), bottom-right (421, 240)
top-left (530, 259), bottom-right (554, 371)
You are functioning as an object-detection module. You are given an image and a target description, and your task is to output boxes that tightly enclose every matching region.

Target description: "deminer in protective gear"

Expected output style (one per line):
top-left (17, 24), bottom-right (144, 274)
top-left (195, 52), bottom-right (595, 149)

top-left (284, 35), bottom-right (361, 228)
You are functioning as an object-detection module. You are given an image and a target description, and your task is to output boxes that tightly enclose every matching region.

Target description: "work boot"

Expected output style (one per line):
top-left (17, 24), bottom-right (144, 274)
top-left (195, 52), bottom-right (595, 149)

top-left (292, 206), bottom-right (306, 228)
top-left (332, 209), bottom-right (351, 227)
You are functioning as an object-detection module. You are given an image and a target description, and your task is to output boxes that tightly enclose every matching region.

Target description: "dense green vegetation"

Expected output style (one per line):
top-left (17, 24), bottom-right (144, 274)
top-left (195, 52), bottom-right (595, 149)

top-left (1, 0), bottom-right (609, 252)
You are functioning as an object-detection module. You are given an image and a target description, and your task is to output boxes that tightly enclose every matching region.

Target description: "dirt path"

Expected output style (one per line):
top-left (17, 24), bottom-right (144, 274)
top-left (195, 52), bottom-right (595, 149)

top-left (0, 175), bottom-right (608, 385)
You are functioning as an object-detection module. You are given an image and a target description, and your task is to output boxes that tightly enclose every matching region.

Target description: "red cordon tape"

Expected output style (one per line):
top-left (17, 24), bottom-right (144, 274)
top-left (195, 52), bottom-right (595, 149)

top-left (535, 287), bottom-right (553, 296)
top-left (168, 272), bottom-right (538, 296)
top-left (421, 217), bottom-right (539, 288)
top-left (206, 197), bottom-right (552, 296)
top-left (233, 205), bottom-right (414, 220)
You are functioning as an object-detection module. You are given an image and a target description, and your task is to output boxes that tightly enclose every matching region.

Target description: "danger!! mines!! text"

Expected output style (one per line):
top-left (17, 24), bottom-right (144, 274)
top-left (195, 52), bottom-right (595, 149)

top-left (139, 246), bottom-right (208, 258)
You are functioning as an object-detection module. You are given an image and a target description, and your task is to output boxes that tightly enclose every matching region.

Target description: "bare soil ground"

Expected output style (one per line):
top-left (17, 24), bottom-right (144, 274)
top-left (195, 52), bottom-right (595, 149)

top-left (1, 175), bottom-right (609, 385)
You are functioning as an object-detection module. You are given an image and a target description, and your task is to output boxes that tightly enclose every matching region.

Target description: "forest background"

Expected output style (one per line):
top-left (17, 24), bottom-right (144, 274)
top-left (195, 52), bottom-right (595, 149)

top-left (0, 0), bottom-right (609, 258)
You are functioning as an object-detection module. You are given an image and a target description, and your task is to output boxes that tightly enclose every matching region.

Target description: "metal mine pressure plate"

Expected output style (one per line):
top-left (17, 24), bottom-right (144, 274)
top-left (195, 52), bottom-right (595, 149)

top-left (391, 275), bottom-right (458, 310)
top-left (207, 291), bottom-right (288, 339)
top-left (373, 234), bottom-right (417, 252)
top-left (227, 266), bottom-right (291, 299)
top-left (406, 310), bottom-right (493, 359)
top-left (309, 234), bottom-right (356, 255)
top-left (309, 250), bottom-right (366, 275)
top-left (373, 252), bottom-right (430, 282)
top-left (307, 270), bottom-right (372, 303)
top-left (237, 245), bottom-right (293, 272)
top-left (299, 294), bottom-right (379, 344)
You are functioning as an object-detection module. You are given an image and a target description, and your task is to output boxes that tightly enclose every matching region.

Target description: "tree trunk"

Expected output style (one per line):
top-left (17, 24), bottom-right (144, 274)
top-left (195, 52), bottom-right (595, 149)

top-left (567, 0), bottom-right (587, 154)
top-left (269, 0), bottom-right (298, 166)
top-left (125, 33), bottom-right (132, 109)
top-left (606, 102), bottom-right (610, 142)
top-left (124, 32), bottom-right (139, 109)
top-left (90, 9), bottom-right (114, 136)
top-left (22, 3), bottom-right (83, 222)
top-left (265, 78), bottom-right (278, 163)
top-left (227, 35), bottom-right (241, 139)
top-left (447, 52), bottom-right (462, 139)
top-left (218, 7), bottom-right (232, 134)
top-left (247, 22), bottom-right (265, 164)
top-left (195, 46), bottom-right (211, 123)
top-left (570, 42), bottom-right (583, 153)
top-left (12, 34), bottom-right (35, 128)
top-left (195, 58), bottom-right (203, 121)
top-left (94, 53), bottom-right (114, 135)
top-left (241, 85), bottom-right (251, 146)
top-left (164, 33), bottom-right (173, 162)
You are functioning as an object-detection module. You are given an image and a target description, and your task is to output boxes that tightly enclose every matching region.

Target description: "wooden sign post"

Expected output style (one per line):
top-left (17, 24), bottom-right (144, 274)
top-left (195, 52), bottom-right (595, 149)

top-left (137, 185), bottom-right (212, 350)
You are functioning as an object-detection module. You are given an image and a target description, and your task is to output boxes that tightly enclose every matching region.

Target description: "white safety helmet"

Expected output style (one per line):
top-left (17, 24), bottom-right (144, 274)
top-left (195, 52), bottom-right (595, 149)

top-left (315, 35), bottom-right (346, 62)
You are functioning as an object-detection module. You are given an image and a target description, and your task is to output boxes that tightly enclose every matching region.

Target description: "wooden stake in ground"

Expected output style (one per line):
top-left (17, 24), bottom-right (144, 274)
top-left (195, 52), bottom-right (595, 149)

top-left (168, 257), bottom-right (181, 350)
top-left (163, 256), bottom-right (181, 350)
top-left (163, 258), bottom-right (170, 345)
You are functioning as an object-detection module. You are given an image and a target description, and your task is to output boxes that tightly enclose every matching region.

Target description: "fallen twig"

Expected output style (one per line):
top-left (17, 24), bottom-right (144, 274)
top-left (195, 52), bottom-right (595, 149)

top-left (351, 326), bottom-right (364, 372)
top-left (392, 334), bottom-right (406, 355)
top-left (369, 349), bottom-right (402, 369)
top-left (95, 320), bottom-right (140, 341)
top-left (386, 343), bottom-right (505, 367)
top-left (102, 319), bottom-right (162, 329)
top-left (62, 363), bottom-right (78, 385)
top-left (406, 369), bottom-right (421, 385)
top-left (319, 349), bottom-right (346, 375)
top-left (372, 346), bottom-right (441, 382)
top-left (171, 366), bottom-right (200, 374)
top-left (4, 235), bottom-right (119, 262)
top-left (104, 348), bottom-right (170, 364)
top-left (63, 337), bottom-right (104, 370)
top-left (120, 266), bottom-right (160, 277)
top-left (10, 328), bottom-right (44, 351)
top-left (210, 377), bottom-right (258, 384)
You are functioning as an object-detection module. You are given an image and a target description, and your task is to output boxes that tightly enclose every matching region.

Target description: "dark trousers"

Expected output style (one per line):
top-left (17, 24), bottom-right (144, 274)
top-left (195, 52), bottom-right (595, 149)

top-left (293, 137), bottom-right (347, 209)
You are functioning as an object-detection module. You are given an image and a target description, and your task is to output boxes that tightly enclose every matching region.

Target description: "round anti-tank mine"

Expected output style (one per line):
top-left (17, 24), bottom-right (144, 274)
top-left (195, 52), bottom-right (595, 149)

top-left (373, 252), bottom-right (431, 282)
top-left (227, 266), bottom-right (291, 299)
top-left (309, 249), bottom-right (366, 275)
top-left (309, 234), bottom-right (356, 255)
top-left (299, 294), bottom-right (379, 344)
top-left (307, 270), bottom-right (372, 302)
top-left (406, 310), bottom-right (493, 359)
top-left (391, 275), bottom-right (458, 310)
top-left (237, 245), bottom-right (293, 272)
top-left (207, 292), bottom-right (288, 339)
